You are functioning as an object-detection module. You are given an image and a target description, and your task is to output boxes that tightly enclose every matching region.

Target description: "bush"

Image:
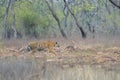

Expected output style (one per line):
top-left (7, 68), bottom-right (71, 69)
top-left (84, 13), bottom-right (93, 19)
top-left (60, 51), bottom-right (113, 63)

top-left (22, 11), bottom-right (38, 38)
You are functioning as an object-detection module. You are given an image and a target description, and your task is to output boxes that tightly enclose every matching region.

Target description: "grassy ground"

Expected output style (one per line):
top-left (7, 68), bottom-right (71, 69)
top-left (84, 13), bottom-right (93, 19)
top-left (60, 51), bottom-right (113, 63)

top-left (0, 38), bottom-right (120, 80)
top-left (1, 38), bottom-right (120, 65)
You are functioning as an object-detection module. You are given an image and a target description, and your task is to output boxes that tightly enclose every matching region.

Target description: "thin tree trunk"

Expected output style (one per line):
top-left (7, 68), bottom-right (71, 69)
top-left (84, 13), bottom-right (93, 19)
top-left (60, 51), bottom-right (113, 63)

top-left (3, 0), bottom-right (11, 39)
top-left (45, 0), bottom-right (67, 38)
top-left (11, 0), bottom-right (17, 39)
top-left (63, 7), bottom-right (69, 28)
top-left (63, 0), bottom-right (86, 38)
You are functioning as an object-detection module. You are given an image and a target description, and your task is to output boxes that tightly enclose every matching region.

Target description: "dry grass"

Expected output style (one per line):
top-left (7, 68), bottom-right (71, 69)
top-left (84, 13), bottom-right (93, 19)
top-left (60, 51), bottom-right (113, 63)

top-left (0, 38), bottom-right (120, 80)
top-left (1, 38), bottom-right (120, 64)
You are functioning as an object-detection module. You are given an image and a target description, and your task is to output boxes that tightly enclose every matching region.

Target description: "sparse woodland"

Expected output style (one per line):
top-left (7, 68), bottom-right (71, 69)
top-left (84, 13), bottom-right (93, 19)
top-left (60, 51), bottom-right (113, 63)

top-left (0, 0), bottom-right (119, 39)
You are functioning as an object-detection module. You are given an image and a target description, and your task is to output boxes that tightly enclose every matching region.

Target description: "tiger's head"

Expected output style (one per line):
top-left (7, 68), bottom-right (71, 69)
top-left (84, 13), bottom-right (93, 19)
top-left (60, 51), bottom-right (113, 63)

top-left (46, 40), bottom-right (60, 48)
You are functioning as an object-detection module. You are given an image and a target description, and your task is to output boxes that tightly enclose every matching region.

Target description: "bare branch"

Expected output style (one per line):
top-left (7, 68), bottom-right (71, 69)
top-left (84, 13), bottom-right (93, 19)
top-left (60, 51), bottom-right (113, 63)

top-left (45, 0), bottom-right (67, 38)
top-left (109, 0), bottom-right (120, 9)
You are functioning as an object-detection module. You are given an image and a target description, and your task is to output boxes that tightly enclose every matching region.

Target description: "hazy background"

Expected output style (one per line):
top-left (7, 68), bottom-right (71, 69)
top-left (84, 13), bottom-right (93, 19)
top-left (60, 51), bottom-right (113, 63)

top-left (0, 0), bottom-right (119, 40)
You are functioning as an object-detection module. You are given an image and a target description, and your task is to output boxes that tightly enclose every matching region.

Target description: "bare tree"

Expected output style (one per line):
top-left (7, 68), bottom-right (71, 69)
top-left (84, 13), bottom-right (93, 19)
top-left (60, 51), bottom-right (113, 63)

top-left (45, 0), bottom-right (67, 38)
top-left (63, 0), bottom-right (86, 38)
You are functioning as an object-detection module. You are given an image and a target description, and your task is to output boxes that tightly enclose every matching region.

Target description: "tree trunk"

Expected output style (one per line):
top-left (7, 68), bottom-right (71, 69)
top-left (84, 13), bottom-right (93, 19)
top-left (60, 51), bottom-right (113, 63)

top-left (63, 7), bottom-right (69, 28)
top-left (3, 0), bottom-right (11, 39)
top-left (11, 0), bottom-right (17, 39)
top-left (45, 0), bottom-right (67, 38)
top-left (63, 0), bottom-right (86, 38)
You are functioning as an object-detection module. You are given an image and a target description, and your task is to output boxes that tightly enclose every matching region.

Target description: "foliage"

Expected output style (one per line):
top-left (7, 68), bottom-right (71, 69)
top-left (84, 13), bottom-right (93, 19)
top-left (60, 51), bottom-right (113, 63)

top-left (83, 1), bottom-right (96, 11)
top-left (15, 0), bottom-right (51, 38)
top-left (0, 0), bottom-right (120, 39)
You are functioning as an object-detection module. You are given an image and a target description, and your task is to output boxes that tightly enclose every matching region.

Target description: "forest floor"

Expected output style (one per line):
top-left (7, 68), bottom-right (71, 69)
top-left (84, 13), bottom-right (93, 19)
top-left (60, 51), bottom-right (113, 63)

top-left (0, 38), bottom-right (120, 69)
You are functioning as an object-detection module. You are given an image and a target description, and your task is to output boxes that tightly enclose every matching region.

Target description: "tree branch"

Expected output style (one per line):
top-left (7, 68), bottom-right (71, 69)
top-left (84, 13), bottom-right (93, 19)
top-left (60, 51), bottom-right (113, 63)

top-left (63, 0), bottom-right (86, 38)
top-left (109, 0), bottom-right (120, 9)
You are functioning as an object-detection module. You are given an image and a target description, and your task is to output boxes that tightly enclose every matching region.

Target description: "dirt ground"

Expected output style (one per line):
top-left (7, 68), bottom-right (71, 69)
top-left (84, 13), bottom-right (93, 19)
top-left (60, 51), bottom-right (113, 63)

top-left (1, 38), bottom-right (120, 69)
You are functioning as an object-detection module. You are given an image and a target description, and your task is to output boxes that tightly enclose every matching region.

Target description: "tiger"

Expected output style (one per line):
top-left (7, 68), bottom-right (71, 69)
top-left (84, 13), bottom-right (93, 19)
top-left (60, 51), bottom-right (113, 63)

top-left (26, 40), bottom-right (59, 55)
